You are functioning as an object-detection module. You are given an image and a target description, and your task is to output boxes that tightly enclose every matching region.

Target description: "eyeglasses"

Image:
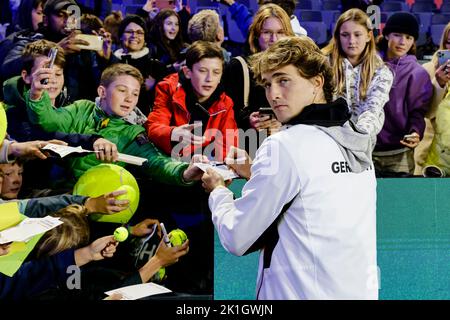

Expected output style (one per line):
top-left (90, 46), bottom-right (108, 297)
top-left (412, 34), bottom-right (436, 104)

top-left (261, 30), bottom-right (286, 39)
top-left (124, 30), bottom-right (145, 37)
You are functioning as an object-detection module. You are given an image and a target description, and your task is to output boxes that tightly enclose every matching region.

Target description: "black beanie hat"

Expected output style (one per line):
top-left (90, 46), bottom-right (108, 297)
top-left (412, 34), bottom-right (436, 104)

top-left (382, 12), bottom-right (419, 40)
top-left (118, 15), bottom-right (148, 40)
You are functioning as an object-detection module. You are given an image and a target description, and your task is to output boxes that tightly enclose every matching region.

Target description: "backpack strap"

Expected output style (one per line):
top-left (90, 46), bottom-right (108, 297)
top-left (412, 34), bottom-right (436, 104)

top-left (235, 56), bottom-right (250, 109)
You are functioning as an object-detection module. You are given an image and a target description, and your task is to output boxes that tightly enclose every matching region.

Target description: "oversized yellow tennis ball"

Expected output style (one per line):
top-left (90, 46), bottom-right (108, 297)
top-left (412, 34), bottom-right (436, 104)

top-left (115, 185), bottom-right (136, 203)
top-left (169, 229), bottom-right (188, 246)
top-left (73, 164), bottom-right (140, 224)
top-left (113, 226), bottom-right (128, 242)
top-left (0, 103), bottom-right (7, 146)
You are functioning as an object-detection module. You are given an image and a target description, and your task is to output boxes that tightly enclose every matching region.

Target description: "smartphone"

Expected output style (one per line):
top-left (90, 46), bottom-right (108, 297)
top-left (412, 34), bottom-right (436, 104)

top-left (74, 34), bottom-right (103, 51)
top-left (259, 107), bottom-right (275, 118)
top-left (403, 133), bottom-right (415, 142)
top-left (154, 0), bottom-right (175, 9)
top-left (40, 47), bottom-right (58, 85)
top-left (437, 49), bottom-right (450, 67)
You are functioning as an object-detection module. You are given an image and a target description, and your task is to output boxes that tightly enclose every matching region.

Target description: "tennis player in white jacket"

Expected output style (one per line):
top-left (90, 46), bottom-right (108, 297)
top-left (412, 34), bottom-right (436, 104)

top-left (202, 36), bottom-right (378, 300)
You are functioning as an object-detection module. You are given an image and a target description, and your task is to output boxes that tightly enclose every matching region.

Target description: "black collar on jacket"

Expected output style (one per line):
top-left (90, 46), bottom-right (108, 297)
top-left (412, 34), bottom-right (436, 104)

top-left (285, 97), bottom-right (350, 128)
top-left (178, 71), bottom-right (225, 132)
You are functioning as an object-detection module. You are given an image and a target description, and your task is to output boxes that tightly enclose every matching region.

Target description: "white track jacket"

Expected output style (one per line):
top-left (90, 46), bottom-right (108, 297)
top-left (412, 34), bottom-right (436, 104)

top-left (210, 123), bottom-right (378, 300)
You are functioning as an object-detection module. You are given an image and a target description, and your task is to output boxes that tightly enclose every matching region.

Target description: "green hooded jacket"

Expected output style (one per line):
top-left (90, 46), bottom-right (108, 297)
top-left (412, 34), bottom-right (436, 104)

top-left (25, 91), bottom-right (190, 186)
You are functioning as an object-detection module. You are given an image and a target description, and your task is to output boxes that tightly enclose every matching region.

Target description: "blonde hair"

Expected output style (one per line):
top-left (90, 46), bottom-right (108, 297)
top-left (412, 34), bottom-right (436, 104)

top-left (188, 9), bottom-right (220, 43)
top-left (248, 4), bottom-right (295, 54)
top-left (100, 63), bottom-right (144, 87)
top-left (322, 9), bottom-right (383, 100)
top-left (250, 36), bottom-right (335, 103)
top-left (35, 205), bottom-right (90, 258)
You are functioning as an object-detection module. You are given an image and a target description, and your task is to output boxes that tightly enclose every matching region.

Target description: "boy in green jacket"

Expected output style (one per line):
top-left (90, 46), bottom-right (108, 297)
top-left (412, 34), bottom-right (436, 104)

top-left (26, 62), bottom-right (204, 186)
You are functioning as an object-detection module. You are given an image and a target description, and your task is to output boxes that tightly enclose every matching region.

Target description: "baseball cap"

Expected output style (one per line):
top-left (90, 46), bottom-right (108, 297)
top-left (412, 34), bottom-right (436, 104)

top-left (43, 0), bottom-right (79, 15)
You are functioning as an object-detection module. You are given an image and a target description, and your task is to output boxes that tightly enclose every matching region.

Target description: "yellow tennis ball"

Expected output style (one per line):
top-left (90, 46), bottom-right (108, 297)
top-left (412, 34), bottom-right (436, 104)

top-left (114, 226), bottom-right (129, 242)
top-left (158, 267), bottom-right (166, 280)
top-left (169, 229), bottom-right (187, 246)
top-left (73, 164), bottom-right (140, 224)
top-left (152, 267), bottom-right (165, 282)
top-left (0, 103), bottom-right (7, 146)
top-left (115, 185), bottom-right (136, 202)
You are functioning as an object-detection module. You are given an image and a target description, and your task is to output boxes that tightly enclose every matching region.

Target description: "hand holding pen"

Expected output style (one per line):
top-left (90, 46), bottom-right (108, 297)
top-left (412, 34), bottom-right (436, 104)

top-left (224, 146), bottom-right (252, 180)
top-left (160, 222), bottom-right (172, 247)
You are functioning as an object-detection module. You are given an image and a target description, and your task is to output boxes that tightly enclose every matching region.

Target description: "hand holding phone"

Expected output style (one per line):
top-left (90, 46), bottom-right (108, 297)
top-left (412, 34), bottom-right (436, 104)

top-left (400, 132), bottom-right (420, 148)
top-left (259, 107), bottom-right (275, 118)
top-left (74, 34), bottom-right (103, 51)
top-left (437, 50), bottom-right (450, 67)
top-left (40, 47), bottom-right (58, 85)
top-left (402, 133), bottom-right (415, 142)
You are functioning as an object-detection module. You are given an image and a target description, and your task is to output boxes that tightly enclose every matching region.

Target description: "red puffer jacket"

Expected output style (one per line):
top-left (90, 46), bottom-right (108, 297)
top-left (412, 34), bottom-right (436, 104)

top-left (147, 73), bottom-right (238, 161)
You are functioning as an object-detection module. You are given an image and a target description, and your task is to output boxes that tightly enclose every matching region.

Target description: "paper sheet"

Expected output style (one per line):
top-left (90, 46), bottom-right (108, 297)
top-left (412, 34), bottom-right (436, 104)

top-left (0, 216), bottom-right (63, 244)
top-left (42, 143), bottom-right (88, 158)
top-left (105, 282), bottom-right (172, 300)
top-left (194, 163), bottom-right (239, 180)
top-left (0, 233), bottom-right (44, 277)
top-left (0, 203), bottom-right (47, 277)
top-left (42, 143), bottom-right (147, 166)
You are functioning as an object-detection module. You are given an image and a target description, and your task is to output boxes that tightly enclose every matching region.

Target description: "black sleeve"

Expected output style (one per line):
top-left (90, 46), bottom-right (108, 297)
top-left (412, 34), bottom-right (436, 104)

top-left (39, 131), bottom-right (102, 150)
top-left (4, 108), bottom-right (102, 148)
top-left (136, 8), bottom-right (150, 20)
top-left (223, 58), bottom-right (255, 129)
top-left (148, 57), bottom-right (169, 82)
top-left (223, 58), bottom-right (245, 111)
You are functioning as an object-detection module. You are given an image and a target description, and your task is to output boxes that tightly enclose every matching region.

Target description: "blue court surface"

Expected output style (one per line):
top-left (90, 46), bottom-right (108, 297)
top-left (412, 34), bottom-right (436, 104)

top-left (214, 178), bottom-right (450, 300)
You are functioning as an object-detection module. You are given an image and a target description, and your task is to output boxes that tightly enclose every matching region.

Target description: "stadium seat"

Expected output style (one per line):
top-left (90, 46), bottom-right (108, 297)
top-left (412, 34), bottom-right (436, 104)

top-left (431, 24), bottom-right (447, 45)
top-left (322, 0), bottom-right (341, 11)
top-left (431, 14), bottom-right (450, 25)
top-left (322, 10), bottom-right (340, 33)
top-left (411, 2), bottom-right (437, 13)
top-left (297, 10), bottom-right (323, 22)
top-left (381, 2), bottom-right (410, 12)
top-left (295, 0), bottom-right (313, 10)
top-left (190, 0), bottom-right (219, 15)
top-left (301, 21), bottom-right (329, 46)
top-left (125, 5), bottom-right (141, 15)
top-left (223, 10), bottom-right (246, 43)
top-left (440, 3), bottom-right (450, 12)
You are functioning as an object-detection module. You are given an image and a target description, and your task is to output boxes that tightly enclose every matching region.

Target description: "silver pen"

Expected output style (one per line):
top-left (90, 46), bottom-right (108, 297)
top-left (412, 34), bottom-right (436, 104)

top-left (160, 222), bottom-right (172, 247)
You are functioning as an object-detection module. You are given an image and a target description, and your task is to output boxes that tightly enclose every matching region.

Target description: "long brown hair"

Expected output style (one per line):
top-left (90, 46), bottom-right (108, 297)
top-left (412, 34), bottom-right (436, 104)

top-left (322, 8), bottom-right (384, 100)
top-left (248, 4), bottom-right (294, 54)
top-left (149, 9), bottom-right (185, 62)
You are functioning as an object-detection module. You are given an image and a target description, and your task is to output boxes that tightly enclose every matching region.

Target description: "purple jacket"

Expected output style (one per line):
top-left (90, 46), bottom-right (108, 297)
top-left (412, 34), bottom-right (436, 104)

top-left (375, 54), bottom-right (433, 151)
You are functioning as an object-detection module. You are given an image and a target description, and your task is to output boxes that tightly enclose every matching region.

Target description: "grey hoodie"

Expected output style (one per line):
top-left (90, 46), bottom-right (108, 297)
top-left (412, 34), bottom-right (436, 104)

top-left (286, 97), bottom-right (373, 173)
top-left (315, 121), bottom-right (373, 173)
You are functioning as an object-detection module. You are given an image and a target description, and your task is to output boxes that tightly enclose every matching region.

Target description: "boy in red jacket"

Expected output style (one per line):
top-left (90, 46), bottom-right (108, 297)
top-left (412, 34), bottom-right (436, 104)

top-left (147, 41), bottom-right (238, 162)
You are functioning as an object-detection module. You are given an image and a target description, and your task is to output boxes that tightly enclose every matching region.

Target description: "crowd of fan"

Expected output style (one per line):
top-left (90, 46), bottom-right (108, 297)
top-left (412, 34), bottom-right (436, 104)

top-left (0, 0), bottom-right (449, 300)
